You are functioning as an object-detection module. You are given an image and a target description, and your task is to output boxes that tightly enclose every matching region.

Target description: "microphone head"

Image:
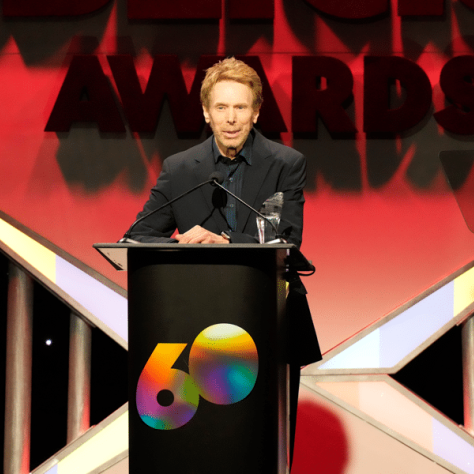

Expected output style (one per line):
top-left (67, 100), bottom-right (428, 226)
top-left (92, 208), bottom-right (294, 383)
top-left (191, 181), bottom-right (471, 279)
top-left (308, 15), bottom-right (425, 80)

top-left (209, 171), bottom-right (225, 185)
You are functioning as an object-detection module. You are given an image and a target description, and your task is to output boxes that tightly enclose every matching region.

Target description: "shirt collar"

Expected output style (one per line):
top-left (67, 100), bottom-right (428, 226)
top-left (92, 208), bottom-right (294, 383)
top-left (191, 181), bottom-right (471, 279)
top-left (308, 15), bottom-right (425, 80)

top-left (213, 129), bottom-right (254, 165)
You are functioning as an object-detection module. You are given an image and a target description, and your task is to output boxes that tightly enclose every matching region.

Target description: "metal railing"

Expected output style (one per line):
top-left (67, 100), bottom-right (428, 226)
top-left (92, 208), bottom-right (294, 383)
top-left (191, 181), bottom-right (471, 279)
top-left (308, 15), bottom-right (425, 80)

top-left (4, 262), bottom-right (92, 474)
top-left (463, 316), bottom-right (474, 436)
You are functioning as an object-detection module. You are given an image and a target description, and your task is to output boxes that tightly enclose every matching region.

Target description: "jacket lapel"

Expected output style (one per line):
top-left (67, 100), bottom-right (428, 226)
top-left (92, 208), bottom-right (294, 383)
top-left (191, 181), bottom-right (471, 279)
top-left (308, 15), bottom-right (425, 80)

top-left (237, 130), bottom-right (273, 233)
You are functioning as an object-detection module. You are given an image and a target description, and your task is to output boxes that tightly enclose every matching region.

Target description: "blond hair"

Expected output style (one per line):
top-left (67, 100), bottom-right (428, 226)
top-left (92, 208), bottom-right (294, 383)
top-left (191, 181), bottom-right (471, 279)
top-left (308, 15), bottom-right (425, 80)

top-left (201, 57), bottom-right (263, 110)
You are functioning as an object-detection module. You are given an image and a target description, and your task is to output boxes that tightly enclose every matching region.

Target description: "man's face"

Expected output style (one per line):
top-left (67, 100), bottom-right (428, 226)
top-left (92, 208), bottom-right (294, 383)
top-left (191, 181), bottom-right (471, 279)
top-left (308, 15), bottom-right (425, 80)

top-left (203, 80), bottom-right (260, 159)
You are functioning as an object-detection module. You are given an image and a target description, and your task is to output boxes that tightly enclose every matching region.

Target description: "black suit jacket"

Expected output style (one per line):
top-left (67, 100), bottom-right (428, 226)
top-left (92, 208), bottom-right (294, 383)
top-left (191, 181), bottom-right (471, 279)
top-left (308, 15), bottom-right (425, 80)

top-left (130, 129), bottom-right (322, 365)
top-left (131, 129), bottom-right (305, 246)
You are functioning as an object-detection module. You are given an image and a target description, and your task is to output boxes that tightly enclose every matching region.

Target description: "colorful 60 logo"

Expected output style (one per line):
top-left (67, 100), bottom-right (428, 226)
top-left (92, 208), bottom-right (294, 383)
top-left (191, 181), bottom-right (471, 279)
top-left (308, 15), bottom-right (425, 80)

top-left (136, 324), bottom-right (259, 430)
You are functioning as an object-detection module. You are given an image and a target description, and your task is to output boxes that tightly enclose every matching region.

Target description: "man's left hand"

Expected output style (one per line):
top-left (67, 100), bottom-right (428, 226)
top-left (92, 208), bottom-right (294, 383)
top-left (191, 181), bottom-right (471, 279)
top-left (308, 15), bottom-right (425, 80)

top-left (176, 225), bottom-right (229, 244)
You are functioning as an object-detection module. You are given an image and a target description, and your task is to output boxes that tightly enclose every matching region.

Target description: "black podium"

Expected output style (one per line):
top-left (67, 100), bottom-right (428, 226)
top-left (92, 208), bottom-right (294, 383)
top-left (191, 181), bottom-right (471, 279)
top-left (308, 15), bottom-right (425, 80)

top-left (94, 243), bottom-right (313, 474)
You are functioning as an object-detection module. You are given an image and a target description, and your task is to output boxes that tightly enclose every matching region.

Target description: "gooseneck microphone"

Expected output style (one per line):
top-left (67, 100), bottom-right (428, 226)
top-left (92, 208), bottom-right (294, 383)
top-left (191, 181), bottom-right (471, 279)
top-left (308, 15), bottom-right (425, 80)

top-left (120, 171), bottom-right (286, 243)
top-left (209, 172), bottom-right (283, 241)
top-left (120, 174), bottom-right (220, 242)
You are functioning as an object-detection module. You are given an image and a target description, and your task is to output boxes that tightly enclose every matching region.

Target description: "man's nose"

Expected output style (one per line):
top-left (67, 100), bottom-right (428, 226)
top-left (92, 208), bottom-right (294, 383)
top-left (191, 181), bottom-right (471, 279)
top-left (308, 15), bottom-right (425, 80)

top-left (226, 108), bottom-right (236, 123)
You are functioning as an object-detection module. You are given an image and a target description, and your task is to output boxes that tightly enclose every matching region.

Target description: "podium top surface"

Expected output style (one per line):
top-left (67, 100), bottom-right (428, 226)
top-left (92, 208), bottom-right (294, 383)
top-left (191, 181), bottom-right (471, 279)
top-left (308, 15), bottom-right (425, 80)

top-left (93, 242), bottom-right (314, 273)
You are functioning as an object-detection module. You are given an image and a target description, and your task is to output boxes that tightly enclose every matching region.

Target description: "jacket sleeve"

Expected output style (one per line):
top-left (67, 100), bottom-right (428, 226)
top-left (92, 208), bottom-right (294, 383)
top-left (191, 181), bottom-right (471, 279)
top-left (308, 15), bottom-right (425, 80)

top-left (127, 159), bottom-right (178, 243)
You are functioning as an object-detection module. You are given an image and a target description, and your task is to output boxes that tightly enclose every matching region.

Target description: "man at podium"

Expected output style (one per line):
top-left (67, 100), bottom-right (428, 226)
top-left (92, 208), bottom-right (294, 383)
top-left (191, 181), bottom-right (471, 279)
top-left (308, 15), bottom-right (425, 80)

top-left (125, 57), bottom-right (322, 468)
top-left (127, 57), bottom-right (306, 248)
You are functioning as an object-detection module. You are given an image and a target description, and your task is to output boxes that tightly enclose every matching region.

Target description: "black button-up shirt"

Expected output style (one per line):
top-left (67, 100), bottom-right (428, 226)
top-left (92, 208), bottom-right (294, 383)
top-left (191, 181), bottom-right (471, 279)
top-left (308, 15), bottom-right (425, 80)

top-left (213, 133), bottom-right (253, 232)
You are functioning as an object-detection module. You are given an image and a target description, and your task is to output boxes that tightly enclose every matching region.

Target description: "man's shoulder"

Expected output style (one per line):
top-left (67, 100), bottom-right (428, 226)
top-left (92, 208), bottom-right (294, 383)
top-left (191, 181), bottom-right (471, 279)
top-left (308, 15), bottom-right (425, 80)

top-left (253, 129), bottom-right (304, 161)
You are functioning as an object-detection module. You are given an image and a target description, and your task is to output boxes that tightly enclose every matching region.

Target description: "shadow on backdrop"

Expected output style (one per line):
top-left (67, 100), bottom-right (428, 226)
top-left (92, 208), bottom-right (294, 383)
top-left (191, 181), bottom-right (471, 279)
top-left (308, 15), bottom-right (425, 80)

top-left (440, 149), bottom-right (474, 232)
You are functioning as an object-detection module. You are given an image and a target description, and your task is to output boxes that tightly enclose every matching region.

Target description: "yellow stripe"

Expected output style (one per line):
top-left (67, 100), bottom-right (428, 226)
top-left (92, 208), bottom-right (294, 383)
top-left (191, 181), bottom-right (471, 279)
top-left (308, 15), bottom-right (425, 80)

top-left (58, 411), bottom-right (128, 474)
top-left (453, 265), bottom-right (474, 316)
top-left (0, 218), bottom-right (56, 283)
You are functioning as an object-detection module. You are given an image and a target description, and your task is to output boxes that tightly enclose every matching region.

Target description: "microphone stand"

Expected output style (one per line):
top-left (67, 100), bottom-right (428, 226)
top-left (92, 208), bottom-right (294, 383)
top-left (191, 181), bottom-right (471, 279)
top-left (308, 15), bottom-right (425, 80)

top-left (210, 179), bottom-right (286, 243)
top-left (119, 172), bottom-right (286, 244)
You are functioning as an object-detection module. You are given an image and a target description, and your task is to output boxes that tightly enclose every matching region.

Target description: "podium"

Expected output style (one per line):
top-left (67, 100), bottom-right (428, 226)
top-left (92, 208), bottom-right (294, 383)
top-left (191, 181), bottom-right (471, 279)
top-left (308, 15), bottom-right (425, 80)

top-left (94, 243), bottom-right (313, 474)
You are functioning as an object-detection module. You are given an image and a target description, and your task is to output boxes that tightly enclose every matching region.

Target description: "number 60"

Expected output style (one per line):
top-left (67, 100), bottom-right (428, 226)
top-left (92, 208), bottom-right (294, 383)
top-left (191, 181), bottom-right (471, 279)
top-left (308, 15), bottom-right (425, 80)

top-left (135, 323), bottom-right (259, 430)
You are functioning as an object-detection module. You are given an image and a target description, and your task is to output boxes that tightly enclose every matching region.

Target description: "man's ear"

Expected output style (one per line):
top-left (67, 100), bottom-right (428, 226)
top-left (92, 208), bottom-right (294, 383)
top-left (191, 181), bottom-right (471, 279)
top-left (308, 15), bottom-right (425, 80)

top-left (252, 108), bottom-right (260, 124)
top-left (203, 106), bottom-right (210, 123)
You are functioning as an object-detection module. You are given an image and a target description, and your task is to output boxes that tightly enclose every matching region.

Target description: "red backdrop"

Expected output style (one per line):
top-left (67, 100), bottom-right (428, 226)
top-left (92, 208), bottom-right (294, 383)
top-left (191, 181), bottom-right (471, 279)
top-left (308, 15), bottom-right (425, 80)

top-left (2, 0), bottom-right (474, 354)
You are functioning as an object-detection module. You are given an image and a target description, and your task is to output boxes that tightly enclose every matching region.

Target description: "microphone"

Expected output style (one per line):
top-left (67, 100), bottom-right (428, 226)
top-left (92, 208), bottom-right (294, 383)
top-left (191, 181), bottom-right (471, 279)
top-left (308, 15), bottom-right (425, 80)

top-left (120, 173), bottom-right (219, 242)
top-left (209, 171), bottom-right (225, 184)
top-left (209, 172), bottom-right (285, 243)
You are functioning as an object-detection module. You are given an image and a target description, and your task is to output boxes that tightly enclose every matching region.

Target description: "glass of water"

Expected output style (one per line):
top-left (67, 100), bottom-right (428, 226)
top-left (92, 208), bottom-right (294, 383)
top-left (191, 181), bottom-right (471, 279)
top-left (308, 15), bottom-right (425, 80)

top-left (256, 192), bottom-right (283, 243)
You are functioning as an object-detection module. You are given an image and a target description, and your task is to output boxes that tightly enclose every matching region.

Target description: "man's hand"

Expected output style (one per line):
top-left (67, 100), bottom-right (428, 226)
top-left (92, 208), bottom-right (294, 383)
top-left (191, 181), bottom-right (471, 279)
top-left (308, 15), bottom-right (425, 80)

top-left (175, 225), bottom-right (229, 244)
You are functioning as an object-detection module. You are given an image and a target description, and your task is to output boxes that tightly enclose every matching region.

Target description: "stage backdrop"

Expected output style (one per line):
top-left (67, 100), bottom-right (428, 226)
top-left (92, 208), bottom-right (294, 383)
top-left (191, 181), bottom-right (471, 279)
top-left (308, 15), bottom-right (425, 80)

top-left (2, 0), bottom-right (474, 356)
